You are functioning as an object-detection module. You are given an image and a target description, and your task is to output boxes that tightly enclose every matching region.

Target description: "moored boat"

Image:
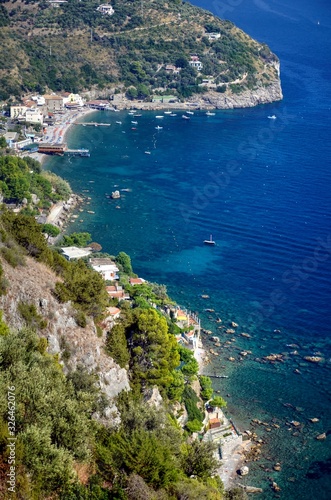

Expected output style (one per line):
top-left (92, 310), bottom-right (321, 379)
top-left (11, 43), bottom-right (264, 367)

top-left (204, 234), bottom-right (216, 245)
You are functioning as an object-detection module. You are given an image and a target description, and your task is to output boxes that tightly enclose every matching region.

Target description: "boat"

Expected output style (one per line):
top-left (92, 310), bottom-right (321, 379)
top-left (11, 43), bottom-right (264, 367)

top-left (186, 111), bottom-right (194, 115)
top-left (155, 126), bottom-right (163, 130)
top-left (164, 110), bottom-right (172, 115)
top-left (111, 190), bottom-right (121, 199)
top-left (134, 113), bottom-right (142, 117)
top-left (128, 111), bottom-right (135, 115)
top-left (182, 115), bottom-right (190, 120)
top-left (268, 115), bottom-right (277, 120)
top-left (131, 121), bottom-right (138, 124)
top-left (170, 113), bottom-right (177, 116)
top-left (155, 115), bottom-right (164, 119)
top-left (144, 151), bottom-right (151, 154)
top-left (206, 111), bottom-right (215, 116)
top-left (203, 234), bottom-right (216, 245)
top-left (116, 121), bottom-right (122, 124)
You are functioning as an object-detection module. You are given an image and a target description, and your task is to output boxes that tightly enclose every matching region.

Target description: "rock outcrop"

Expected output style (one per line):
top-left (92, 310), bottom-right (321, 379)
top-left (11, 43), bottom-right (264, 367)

top-left (0, 256), bottom-right (130, 426)
top-left (197, 81), bottom-right (283, 110)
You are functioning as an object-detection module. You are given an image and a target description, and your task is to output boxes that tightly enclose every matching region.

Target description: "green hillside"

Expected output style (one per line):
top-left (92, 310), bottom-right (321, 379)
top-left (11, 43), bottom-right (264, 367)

top-left (0, 0), bottom-right (280, 100)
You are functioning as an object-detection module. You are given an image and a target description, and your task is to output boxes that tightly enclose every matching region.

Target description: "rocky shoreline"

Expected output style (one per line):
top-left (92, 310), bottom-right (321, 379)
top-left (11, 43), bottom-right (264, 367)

top-left (114, 80), bottom-right (283, 112)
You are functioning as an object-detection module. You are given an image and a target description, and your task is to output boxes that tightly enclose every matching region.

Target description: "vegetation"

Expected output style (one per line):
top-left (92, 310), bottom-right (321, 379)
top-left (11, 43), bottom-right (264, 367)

top-left (0, 0), bottom-right (279, 100)
top-left (0, 211), bottom-right (234, 498)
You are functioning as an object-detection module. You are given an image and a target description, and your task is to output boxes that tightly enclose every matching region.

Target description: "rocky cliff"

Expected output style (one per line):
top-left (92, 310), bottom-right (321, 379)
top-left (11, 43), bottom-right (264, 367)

top-left (0, 256), bottom-right (130, 426)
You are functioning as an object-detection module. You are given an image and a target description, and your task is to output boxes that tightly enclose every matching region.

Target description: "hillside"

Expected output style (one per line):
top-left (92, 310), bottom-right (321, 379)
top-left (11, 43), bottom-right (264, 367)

top-left (0, 208), bottom-right (238, 499)
top-left (0, 0), bottom-right (282, 103)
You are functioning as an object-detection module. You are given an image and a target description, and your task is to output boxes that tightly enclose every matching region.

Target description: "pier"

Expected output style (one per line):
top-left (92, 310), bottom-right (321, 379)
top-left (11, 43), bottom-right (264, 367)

top-left (75, 122), bottom-right (111, 127)
top-left (65, 149), bottom-right (90, 157)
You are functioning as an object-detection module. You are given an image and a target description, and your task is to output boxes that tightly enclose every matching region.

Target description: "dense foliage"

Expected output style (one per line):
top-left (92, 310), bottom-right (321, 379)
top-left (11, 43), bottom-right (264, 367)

top-left (0, 0), bottom-right (278, 99)
top-left (0, 211), bottom-right (232, 498)
top-left (0, 156), bottom-right (71, 208)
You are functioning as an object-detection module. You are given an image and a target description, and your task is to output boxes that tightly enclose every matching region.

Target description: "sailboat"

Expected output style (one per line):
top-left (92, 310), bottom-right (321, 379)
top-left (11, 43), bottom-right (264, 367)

top-left (204, 234), bottom-right (216, 245)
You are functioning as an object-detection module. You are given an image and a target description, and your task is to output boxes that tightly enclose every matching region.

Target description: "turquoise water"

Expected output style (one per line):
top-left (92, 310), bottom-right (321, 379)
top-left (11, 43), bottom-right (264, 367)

top-left (46, 0), bottom-right (331, 497)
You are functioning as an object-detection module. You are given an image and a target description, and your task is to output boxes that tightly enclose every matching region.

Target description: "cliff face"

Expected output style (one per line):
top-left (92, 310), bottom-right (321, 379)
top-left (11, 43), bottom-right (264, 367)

top-left (200, 80), bottom-right (283, 110)
top-left (0, 256), bottom-right (130, 426)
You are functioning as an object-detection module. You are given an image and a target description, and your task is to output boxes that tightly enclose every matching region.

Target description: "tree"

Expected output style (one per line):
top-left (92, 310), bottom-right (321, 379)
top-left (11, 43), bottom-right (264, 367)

top-left (0, 136), bottom-right (6, 149)
top-left (181, 441), bottom-right (218, 480)
top-left (42, 223), bottom-right (61, 239)
top-left (61, 232), bottom-right (92, 247)
top-left (106, 324), bottom-right (130, 368)
top-left (116, 251), bottom-right (133, 275)
top-left (186, 419), bottom-right (203, 433)
top-left (128, 309), bottom-right (180, 393)
top-left (209, 396), bottom-right (227, 409)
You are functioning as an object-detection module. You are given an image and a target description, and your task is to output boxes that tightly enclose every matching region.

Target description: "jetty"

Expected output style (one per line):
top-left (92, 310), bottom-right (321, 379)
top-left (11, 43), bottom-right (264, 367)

top-left (75, 122), bottom-right (111, 127)
top-left (65, 149), bottom-right (90, 157)
top-left (38, 143), bottom-right (90, 157)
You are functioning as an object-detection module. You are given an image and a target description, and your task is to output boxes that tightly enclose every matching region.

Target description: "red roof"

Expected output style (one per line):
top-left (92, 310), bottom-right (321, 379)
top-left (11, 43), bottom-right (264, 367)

top-left (130, 278), bottom-right (144, 285)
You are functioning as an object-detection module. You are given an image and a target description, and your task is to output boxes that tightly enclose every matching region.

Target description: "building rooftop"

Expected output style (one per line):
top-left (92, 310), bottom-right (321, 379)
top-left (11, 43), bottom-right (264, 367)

top-left (61, 246), bottom-right (92, 260)
top-left (90, 258), bottom-right (118, 268)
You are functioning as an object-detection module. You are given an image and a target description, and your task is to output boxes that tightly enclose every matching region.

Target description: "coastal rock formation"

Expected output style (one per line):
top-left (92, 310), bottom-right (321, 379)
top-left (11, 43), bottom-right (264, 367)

top-left (196, 80), bottom-right (283, 110)
top-left (0, 256), bottom-right (130, 426)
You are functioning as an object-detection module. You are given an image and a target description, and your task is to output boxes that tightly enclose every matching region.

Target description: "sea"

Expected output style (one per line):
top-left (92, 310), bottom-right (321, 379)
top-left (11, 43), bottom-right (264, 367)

top-left (45, 0), bottom-right (331, 497)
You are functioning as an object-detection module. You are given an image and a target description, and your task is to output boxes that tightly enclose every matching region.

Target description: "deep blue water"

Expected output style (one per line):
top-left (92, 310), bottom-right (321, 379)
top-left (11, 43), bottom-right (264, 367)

top-left (46, 1), bottom-right (331, 497)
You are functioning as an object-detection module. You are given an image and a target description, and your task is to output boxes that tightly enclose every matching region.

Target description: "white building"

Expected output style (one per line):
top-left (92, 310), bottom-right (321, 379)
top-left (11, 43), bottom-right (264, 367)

top-left (25, 109), bottom-right (44, 125)
top-left (97, 4), bottom-right (114, 15)
top-left (205, 32), bottom-right (221, 40)
top-left (31, 95), bottom-right (46, 106)
top-left (189, 60), bottom-right (203, 71)
top-left (89, 258), bottom-right (119, 280)
top-left (61, 247), bottom-right (92, 261)
top-left (10, 105), bottom-right (27, 119)
top-left (63, 93), bottom-right (84, 108)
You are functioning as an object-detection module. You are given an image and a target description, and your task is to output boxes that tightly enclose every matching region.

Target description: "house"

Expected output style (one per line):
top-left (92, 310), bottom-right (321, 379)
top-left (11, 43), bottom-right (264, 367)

top-left (97, 4), bottom-right (114, 15)
top-left (25, 109), bottom-right (44, 125)
top-left (10, 105), bottom-right (27, 119)
top-left (48, 0), bottom-right (68, 7)
top-left (106, 306), bottom-right (121, 319)
top-left (129, 277), bottom-right (145, 286)
top-left (106, 285), bottom-right (130, 301)
top-left (31, 95), bottom-right (46, 106)
top-left (63, 93), bottom-right (84, 108)
top-left (44, 95), bottom-right (64, 112)
top-left (89, 258), bottom-right (119, 280)
top-left (205, 32), bottom-right (221, 40)
top-left (189, 59), bottom-right (203, 71)
top-left (209, 418), bottom-right (221, 430)
top-left (85, 100), bottom-right (110, 110)
top-left (61, 246), bottom-right (92, 261)
top-left (165, 64), bottom-right (181, 74)
top-left (3, 132), bottom-right (18, 147)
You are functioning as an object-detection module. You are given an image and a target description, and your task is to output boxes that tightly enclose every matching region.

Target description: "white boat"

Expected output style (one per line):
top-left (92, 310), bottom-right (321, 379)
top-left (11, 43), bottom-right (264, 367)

top-left (186, 111), bottom-right (194, 115)
top-left (116, 121), bottom-right (122, 124)
top-left (128, 111), bottom-right (135, 115)
top-left (144, 151), bottom-right (151, 154)
top-left (203, 234), bottom-right (216, 245)
top-left (155, 126), bottom-right (163, 130)
top-left (155, 115), bottom-right (164, 119)
top-left (131, 121), bottom-right (138, 124)
top-left (182, 115), bottom-right (190, 120)
top-left (134, 113), bottom-right (142, 117)
top-left (268, 115), bottom-right (277, 120)
top-left (206, 111), bottom-right (215, 116)
top-left (164, 111), bottom-right (172, 115)
top-left (170, 113), bottom-right (177, 116)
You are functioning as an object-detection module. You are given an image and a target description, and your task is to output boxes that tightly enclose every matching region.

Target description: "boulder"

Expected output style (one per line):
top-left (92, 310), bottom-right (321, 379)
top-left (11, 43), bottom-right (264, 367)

top-left (239, 466), bottom-right (249, 476)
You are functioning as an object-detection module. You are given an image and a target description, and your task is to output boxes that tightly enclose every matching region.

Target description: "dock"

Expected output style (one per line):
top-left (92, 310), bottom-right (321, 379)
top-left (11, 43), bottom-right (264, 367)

top-left (65, 149), bottom-right (90, 157)
top-left (75, 122), bottom-right (111, 127)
